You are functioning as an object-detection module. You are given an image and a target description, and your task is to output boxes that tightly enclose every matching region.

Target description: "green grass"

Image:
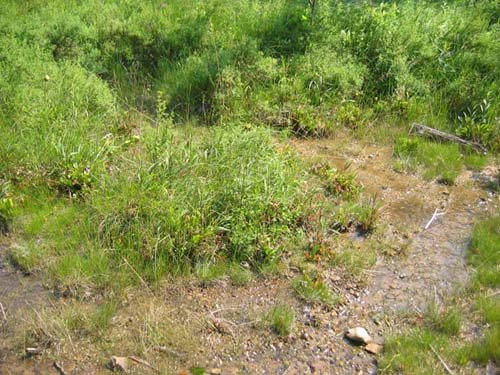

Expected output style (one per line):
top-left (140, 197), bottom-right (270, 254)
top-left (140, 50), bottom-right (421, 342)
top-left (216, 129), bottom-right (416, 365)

top-left (5, 124), bottom-right (311, 291)
top-left (292, 271), bottom-right (340, 308)
top-left (477, 296), bottom-right (500, 326)
top-left (380, 214), bottom-right (500, 373)
top-left (423, 302), bottom-right (462, 336)
top-left (268, 305), bottom-right (295, 338)
top-left (469, 216), bottom-right (500, 288)
top-left (464, 153), bottom-right (488, 171)
top-left (394, 137), bottom-right (463, 184)
top-left (380, 330), bottom-right (452, 375)
top-left (0, 1), bottom-right (498, 371)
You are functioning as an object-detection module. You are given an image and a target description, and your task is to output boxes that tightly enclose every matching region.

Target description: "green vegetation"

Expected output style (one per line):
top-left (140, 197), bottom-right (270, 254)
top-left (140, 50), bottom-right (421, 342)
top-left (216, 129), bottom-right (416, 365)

top-left (292, 271), bottom-right (339, 307)
top-left (380, 214), bottom-right (500, 373)
top-left (393, 137), bottom-right (463, 184)
top-left (1, 0), bottom-right (498, 286)
top-left (468, 216), bottom-right (500, 288)
top-left (268, 305), bottom-right (295, 338)
top-left (0, 1), bottom-right (498, 372)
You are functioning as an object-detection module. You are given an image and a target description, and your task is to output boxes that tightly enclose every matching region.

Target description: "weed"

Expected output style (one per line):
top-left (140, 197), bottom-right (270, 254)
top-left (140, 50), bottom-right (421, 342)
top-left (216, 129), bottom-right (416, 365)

top-left (268, 305), bottom-right (295, 338)
top-left (424, 302), bottom-right (462, 336)
top-left (477, 296), bottom-right (500, 326)
top-left (312, 162), bottom-right (360, 199)
top-left (464, 152), bottom-right (488, 171)
top-left (380, 330), bottom-right (451, 375)
top-left (329, 240), bottom-right (377, 277)
top-left (352, 194), bottom-right (381, 233)
top-left (292, 271), bottom-right (339, 308)
top-left (463, 326), bottom-right (500, 365)
top-left (228, 265), bottom-right (253, 286)
top-left (394, 137), bottom-right (462, 184)
top-left (8, 244), bottom-right (42, 275)
top-left (0, 181), bottom-right (14, 234)
top-left (468, 216), bottom-right (500, 288)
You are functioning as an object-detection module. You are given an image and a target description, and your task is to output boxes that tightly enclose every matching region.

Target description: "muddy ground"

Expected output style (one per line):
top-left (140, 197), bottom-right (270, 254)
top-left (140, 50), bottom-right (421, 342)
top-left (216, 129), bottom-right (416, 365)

top-left (0, 137), bottom-right (498, 375)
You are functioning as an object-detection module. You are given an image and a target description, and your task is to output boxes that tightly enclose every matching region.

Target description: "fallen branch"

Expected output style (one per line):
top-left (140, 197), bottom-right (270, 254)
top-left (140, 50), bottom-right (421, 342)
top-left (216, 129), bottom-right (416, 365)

top-left (430, 345), bottom-right (455, 375)
top-left (53, 362), bottom-right (67, 375)
top-left (410, 123), bottom-right (487, 153)
top-left (128, 356), bottom-right (159, 373)
top-left (0, 302), bottom-right (6, 320)
top-left (486, 290), bottom-right (500, 298)
top-left (425, 208), bottom-right (445, 230)
top-left (155, 346), bottom-right (186, 358)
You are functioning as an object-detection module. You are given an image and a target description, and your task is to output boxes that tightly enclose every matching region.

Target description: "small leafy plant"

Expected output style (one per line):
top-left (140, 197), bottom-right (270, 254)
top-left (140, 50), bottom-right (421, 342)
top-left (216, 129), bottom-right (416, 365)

top-left (292, 271), bottom-right (339, 308)
top-left (268, 305), bottom-right (295, 338)
top-left (0, 181), bottom-right (14, 234)
top-left (312, 162), bottom-right (360, 199)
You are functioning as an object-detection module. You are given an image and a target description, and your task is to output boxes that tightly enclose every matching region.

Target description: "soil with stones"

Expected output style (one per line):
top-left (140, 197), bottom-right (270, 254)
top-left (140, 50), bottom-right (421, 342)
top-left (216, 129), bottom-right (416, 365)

top-left (0, 137), bottom-right (498, 375)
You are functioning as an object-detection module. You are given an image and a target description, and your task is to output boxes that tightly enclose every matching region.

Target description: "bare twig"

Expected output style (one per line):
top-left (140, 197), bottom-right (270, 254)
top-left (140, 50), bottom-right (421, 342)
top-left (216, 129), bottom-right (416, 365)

top-left (155, 346), bottom-right (186, 358)
top-left (425, 208), bottom-right (445, 230)
top-left (487, 290), bottom-right (500, 298)
top-left (53, 362), bottom-right (67, 375)
top-left (210, 306), bottom-right (241, 315)
top-left (0, 302), bottom-right (6, 320)
top-left (128, 356), bottom-right (159, 373)
top-left (430, 345), bottom-right (455, 375)
top-left (122, 257), bottom-right (154, 295)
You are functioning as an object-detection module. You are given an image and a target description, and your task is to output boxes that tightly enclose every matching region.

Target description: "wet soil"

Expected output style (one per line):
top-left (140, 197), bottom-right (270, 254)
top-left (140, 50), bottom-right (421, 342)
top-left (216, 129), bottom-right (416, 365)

top-left (0, 243), bottom-right (51, 374)
top-left (0, 138), bottom-right (498, 374)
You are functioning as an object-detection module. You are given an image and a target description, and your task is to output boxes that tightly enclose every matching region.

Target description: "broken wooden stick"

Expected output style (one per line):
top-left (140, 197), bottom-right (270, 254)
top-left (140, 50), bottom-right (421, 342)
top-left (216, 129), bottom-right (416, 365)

top-left (53, 362), bottom-right (67, 375)
top-left (128, 356), bottom-right (160, 373)
top-left (425, 208), bottom-right (445, 230)
top-left (410, 123), bottom-right (487, 153)
top-left (430, 345), bottom-right (455, 375)
top-left (0, 302), bottom-right (6, 321)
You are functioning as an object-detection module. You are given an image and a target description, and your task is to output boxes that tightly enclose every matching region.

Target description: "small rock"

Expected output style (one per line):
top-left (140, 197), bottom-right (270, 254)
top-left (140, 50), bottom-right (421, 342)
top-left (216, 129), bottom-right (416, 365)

top-left (210, 368), bottom-right (222, 375)
top-left (110, 356), bottom-right (128, 372)
top-left (345, 327), bottom-right (372, 344)
top-left (365, 342), bottom-right (383, 355)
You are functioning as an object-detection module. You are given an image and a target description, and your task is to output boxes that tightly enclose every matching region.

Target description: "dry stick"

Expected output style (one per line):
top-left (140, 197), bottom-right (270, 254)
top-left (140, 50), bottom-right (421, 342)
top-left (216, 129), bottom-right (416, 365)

top-left (128, 356), bottom-right (159, 373)
top-left (122, 257), bottom-right (154, 295)
top-left (487, 290), bottom-right (500, 298)
top-left (53, 362), bottom-right (67, 375)
top-left (410, 123), bottom-right (487, 152)
top-left (155, 346), bottom-right (186, 358)
top-left (425, 208), bottom-right (445, 230)
top-left (0, 302), bottom-right (6, 320)
top-left (430, 345), bottom-right (455, 375)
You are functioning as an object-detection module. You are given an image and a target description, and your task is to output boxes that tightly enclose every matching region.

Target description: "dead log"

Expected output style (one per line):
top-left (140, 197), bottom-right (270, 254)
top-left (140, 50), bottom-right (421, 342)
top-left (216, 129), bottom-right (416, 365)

top-left (410, 123), bottom-right (487, 152)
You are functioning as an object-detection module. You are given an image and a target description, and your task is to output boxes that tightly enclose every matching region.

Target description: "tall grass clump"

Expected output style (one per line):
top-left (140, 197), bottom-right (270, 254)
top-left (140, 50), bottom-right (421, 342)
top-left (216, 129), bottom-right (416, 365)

top-left (88, 123), bottom-right (308, 280)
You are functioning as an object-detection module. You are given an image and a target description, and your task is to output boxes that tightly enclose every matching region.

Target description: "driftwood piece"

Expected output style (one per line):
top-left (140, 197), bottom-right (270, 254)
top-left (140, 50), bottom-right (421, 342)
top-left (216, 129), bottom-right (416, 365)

top-left (410, 123), bottom-right (487, 152)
